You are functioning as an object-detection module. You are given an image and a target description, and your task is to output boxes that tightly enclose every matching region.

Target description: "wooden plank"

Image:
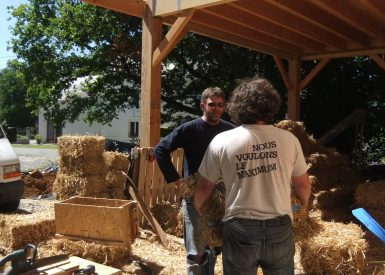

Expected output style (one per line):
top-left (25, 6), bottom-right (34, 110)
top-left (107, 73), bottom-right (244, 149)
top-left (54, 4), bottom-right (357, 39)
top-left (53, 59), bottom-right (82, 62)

top-left (69, 256), bottom-right (121, 275)
top-left (153, 9), bottom-right (194, 67)
top-left (151, 160), bottom-right (162, 205)
top-left (140, 5), bottom-right (162, 147)
top-left (273, 55), bottom-right (291, 91)
top-left (287, 57), bottom-right (301, 121)
top-left (370, 54), bottom-right (385, 70)
top-left (153, 0), bottom-right (235, 16)
top-left (122, 172), bottom-right (168, 246)
top-left (35, 262), bottom-right (79, 275)
top-left (81, 0), bottom-right (144, 18)
top-left (26, 255), bottom-right (122, 274)
top-left (299, 58), bottom-right (331, 91)
top-left (143, 149), bottom-right (154, 209)
top-left (137, 148), bottom-right (147, 222)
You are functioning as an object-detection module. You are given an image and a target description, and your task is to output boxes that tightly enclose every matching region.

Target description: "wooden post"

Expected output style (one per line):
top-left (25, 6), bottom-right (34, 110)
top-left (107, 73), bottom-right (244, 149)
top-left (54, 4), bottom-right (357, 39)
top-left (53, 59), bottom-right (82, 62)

top-left (140, 5), bottom-right (162, 147)
top-left (287, 57), bottom-right (301, 121)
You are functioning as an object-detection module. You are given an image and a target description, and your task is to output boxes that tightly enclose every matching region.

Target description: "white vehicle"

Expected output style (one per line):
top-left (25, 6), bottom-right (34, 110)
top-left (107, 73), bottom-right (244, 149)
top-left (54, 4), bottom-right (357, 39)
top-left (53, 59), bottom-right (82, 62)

top-left (0, 124), bottom-right (23, 212)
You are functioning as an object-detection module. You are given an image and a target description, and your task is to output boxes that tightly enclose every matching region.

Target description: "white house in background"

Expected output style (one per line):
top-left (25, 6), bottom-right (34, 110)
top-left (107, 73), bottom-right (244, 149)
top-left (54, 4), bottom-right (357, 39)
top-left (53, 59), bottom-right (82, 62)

top-left (38, 76), bottom-right (140, 143)
top-left (38, 108), bottom-right (140, 143)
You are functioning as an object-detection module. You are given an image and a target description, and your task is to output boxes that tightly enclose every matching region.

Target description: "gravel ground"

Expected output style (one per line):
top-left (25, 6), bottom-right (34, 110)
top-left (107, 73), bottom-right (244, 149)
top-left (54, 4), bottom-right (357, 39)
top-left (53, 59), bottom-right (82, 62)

top-left (19, 156), bottom-right (58, 172)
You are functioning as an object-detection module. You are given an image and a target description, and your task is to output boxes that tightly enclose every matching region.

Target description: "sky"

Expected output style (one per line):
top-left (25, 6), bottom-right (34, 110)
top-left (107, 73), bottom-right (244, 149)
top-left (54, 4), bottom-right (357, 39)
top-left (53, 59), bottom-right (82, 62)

top-left (0, 0), bottom-right (28, 69)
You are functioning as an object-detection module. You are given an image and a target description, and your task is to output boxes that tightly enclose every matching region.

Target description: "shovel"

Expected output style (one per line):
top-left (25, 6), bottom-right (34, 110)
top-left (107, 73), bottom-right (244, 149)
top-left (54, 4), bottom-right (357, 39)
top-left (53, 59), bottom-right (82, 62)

top-left (352, 207), bottom-right (385, 244)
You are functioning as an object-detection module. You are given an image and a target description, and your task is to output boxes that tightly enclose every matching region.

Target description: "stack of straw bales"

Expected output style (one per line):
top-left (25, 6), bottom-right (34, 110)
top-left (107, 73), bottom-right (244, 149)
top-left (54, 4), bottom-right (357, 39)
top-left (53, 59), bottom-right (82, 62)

top-left (53, 135), bottom-right (129, 200)
top-left (276, 120), bottom-right (369, 274)
top-left (276, 120), bottom-right (360, 223)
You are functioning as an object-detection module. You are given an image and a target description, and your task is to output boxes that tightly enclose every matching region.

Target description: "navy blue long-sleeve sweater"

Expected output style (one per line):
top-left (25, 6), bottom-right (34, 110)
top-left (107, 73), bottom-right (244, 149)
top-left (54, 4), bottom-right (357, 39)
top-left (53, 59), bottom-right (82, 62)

top-left (154, 118), bottom-right (235, 183)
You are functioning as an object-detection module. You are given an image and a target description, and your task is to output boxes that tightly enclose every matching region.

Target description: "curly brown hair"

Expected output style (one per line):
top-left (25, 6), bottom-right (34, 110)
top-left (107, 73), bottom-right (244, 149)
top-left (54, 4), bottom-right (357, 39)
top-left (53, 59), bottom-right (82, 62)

top-left (200, 87), bottom-right (225, 103)
top-left (227, 76), bottom-right (281, 124)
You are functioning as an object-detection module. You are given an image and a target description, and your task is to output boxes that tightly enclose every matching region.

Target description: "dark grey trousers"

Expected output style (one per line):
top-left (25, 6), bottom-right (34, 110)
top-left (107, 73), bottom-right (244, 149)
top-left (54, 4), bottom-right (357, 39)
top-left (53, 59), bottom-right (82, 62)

top-left (222, 215), bottom-right (294, 275)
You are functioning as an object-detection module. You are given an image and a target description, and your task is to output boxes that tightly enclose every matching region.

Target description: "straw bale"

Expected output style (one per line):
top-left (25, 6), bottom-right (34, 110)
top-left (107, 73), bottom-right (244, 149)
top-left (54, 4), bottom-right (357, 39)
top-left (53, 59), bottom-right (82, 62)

top-left (355, 180), bottom-right (385, 209)
top-left (275, 120), bottom-right (320, 156)
top-left (201, 181), bottom-right (225, 248)
top-left (104, 151), bottom-right (130, 171)
top-left (307, 152), bottom-right (360, 191)
top-left (300, 221), bottom-right (368, 274)
top-left (150, 202), bottom-right (183, 237)
top-left (103, 173), bottom-right (126, 199)
top-left (179, 175), bottom-right (226, 247)
top-left (313, 186), bottom-right (356, 211)
top-left (59, 155), bottom-right (107, 176)
top-left (48, 239), bottom-right (131, 266)
top-left (293, 209), bottom-right (323, 242)
top-left (53, 172), bottom-right (106, 200)
top-left (0, 207), bottom-right (55, 253)
top-left (275, 120), bottom-right (337, 157)
top-left (58, 135), bottom-right (105, 158)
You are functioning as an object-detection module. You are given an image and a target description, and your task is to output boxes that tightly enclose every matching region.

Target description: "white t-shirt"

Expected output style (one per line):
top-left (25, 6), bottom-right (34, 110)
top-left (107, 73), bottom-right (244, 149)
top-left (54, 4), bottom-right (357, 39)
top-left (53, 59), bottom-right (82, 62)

top-left (198, 124), bottom-right (308, 221)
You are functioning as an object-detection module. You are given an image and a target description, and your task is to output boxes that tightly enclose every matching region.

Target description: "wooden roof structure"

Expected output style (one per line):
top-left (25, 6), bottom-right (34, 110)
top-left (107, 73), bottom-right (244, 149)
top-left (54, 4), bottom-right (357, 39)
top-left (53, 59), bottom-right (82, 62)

top-left (82, 0), bottom-right (385, 146)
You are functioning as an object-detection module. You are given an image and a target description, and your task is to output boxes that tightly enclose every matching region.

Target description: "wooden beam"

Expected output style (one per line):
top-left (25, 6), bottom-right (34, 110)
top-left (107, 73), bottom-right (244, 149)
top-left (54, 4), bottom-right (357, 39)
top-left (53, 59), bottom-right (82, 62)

top-left (207, 4), bottom-right (324, 52)
top-left (303, 48), bottom-right (385, 60)
top-left (235, 0), bottom-right (347, 50)
top-left (152, 9), bottom-right (195, 67)
top-left (192, 10), bottom-right (303, 54)
top-left (182, 20), bottom-right (294, 59)
top-left (299, 58), bottom-right (331, 91)
top-left (273, 55), bottom-right (291, 91)
top-left (286, 57), bottom-right (301, 121)
top-left (264, 0), bottom-right (369, 47)
top-left (313, 0), bottom-right (385, 42)
top-left (140, 5), bottom-right (162, 147)
top-left (153, 0), bottom-right (235, 16)
top-left (370, 54), bottom-right (385, 70)
top-left (81, 0), bottom-right (144, 18)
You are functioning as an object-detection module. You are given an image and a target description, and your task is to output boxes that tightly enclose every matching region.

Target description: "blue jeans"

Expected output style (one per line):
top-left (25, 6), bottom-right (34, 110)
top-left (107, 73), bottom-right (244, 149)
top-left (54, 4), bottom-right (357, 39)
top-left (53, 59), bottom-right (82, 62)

top-left (223, 215), bottom-right (294, 275)
top-left (182, 198), bottom-right (216, 275)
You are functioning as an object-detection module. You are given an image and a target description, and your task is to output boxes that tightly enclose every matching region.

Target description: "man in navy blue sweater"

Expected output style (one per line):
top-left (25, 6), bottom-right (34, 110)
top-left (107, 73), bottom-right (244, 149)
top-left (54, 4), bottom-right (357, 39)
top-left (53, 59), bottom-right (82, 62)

top-left (154, 87), bottom-right (235, 275)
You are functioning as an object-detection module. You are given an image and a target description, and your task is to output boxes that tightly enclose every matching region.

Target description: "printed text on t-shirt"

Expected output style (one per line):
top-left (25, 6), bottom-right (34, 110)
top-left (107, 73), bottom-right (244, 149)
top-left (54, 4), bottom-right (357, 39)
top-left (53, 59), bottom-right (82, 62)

top-left (235, 141), bottom-right (278, 179)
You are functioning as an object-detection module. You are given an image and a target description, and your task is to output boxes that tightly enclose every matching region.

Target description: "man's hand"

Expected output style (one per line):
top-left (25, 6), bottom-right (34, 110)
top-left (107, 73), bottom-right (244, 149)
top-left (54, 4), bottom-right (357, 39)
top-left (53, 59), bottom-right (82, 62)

top-left (172, 178), bottom-right (188, 196)
top-left (194, 174), bottom-right (215, 216)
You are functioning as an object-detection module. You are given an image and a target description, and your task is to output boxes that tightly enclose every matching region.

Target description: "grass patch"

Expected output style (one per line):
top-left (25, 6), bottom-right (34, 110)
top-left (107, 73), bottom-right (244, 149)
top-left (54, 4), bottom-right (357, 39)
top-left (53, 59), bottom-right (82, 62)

top-left (12, 143), bottom-right (58, 149)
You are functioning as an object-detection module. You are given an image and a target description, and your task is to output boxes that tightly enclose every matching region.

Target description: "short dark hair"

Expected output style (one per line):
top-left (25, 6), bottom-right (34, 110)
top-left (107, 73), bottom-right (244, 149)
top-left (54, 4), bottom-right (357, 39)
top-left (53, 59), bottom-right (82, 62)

top-left (227, 76), bottom-right (281, 124)
top-left (200, 87), bottom-right (225, 103)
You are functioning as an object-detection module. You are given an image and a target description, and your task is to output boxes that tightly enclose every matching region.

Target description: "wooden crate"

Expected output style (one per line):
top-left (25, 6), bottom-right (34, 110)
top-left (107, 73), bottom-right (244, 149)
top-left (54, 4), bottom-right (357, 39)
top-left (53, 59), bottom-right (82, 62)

top-left (54, 196), bottom-right (139, 247)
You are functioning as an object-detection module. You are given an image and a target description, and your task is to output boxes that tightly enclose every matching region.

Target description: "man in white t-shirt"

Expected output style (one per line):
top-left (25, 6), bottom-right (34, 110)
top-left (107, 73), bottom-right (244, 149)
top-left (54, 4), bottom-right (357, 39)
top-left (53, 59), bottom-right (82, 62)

top-left (194, 76), bottom-right (311, 275)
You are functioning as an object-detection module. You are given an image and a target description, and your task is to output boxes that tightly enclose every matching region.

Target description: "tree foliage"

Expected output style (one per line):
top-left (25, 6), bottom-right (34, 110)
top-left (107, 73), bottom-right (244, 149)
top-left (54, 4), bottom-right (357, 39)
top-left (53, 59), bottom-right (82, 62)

top-left (9, 0), bottom-right (283, 128)
top-left (300, 57), bottom-right (385, 163)
top-left (10, 0), bottom-right (142, 127)
top-left (8, 1), bottom-right (385, 164)
top-left (0, 61), bottom-right (35, 127)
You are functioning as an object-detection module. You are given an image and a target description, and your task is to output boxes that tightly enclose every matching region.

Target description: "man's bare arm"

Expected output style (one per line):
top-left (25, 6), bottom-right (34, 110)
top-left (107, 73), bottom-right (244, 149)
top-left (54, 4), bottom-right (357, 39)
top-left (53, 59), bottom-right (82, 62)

top-left (194, 174), bottom-right (215, 215)
top-left (292, 173), bottom-right (311, 208)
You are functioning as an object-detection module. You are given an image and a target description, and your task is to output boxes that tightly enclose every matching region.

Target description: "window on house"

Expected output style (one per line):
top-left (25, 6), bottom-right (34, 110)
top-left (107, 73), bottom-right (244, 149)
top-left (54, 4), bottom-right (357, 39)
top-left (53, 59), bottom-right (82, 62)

top-left (129, 122), bottom-right (139, 137)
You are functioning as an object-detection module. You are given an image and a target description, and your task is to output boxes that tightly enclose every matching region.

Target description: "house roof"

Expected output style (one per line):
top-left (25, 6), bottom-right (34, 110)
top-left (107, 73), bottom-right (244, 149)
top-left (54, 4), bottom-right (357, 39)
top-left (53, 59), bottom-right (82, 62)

top-left (82, 0), bottom-right (385, 60)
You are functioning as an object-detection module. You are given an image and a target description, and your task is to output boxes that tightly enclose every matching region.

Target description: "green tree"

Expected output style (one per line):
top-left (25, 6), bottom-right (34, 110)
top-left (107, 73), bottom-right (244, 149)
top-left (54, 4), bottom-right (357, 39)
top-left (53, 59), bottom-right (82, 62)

top-left (9, 0), bottom-right (282, 129)
top-left (8, 1), bottom-right (385, 164)
top-left (300, 57), bottom-right (385, 164)
top-left (0, 61), bottom-right (35, 127)
top-left (9, 0), bottom-right (142, 128)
